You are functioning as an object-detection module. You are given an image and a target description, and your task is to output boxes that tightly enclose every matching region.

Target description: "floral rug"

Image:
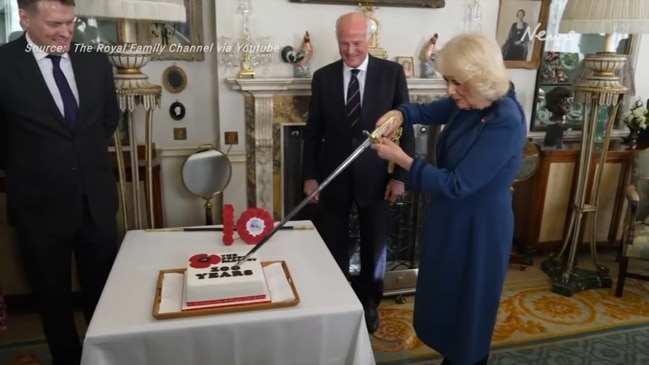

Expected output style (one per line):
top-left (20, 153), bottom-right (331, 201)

top-left (373, 278), bottom-right (649, 364)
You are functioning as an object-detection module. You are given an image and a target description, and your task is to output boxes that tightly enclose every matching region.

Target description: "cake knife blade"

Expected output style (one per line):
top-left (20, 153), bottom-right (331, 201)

top-left (236, 117), bottom-right (396, 265)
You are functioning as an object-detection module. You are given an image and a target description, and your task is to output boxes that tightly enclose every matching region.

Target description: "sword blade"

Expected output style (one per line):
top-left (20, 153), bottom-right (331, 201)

top-left (236, 118), bottom-right (395, 265)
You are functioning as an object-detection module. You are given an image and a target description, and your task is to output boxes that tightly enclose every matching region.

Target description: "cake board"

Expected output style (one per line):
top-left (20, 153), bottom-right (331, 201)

top-left (152, 260), bottom-right (300, 320)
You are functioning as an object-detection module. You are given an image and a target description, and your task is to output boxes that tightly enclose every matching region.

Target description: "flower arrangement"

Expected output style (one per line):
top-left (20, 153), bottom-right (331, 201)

top-left (623, 98), bottom-right (649, 131)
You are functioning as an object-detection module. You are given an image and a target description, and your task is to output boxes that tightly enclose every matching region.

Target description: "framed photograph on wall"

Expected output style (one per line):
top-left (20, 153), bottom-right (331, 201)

top-left (135, 0), bottom-right (205, 61)
top-left (496, 0), bottom-right (551, 69)
top-left (395, 56), bottom-right (415, 78)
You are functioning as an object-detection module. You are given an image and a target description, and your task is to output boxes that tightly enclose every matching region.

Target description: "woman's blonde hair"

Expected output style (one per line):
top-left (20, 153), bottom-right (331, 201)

top-left (435, 33), bottom-right (511, 102)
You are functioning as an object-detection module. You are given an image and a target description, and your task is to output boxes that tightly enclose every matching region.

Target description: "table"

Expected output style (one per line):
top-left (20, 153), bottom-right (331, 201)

top-left (81, 221), bottom-right (376, 365)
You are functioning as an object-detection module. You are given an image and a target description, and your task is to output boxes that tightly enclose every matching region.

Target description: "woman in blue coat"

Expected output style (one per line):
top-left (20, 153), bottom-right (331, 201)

top-left (372, 33), bottom-right (527, 365)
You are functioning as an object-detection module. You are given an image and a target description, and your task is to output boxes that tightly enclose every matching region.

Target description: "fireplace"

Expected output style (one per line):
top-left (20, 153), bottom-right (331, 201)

top-left (226, 77), bottom-right (447, 295)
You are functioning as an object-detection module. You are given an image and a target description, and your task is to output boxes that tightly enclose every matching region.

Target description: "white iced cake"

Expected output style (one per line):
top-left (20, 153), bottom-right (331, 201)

top-left (183, 252), bottom-right (270, 309)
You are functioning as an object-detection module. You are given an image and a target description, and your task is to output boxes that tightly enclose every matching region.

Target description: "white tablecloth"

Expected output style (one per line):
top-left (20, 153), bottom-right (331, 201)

top-left (81, 220), bottom-right (376, 365)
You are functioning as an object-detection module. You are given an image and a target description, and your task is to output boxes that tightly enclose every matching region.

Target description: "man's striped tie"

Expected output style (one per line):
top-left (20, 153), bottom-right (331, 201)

top-left (346, 69), bottom-right (361, 127)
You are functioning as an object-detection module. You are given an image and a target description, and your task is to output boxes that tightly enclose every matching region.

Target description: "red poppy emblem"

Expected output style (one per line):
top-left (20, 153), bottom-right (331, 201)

top-left (189, 254), bottom-right (221, 269)
top-left (236, 207), bottom-right (274, 245)
top-left (481, 116), bottom-right (487, 123)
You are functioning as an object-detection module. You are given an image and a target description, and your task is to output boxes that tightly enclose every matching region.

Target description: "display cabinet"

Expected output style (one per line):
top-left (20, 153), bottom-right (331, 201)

top-left (513, 142), bottom-right (634, 253)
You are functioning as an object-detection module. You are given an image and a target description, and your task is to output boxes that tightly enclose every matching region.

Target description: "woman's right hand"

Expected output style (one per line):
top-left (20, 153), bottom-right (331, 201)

top-left (376, 110), bottom-right (403, 137)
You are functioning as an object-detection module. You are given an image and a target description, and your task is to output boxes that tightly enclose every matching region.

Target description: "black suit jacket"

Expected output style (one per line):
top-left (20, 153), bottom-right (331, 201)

top-left (0, 35), bottom-right (120, 233)
top-left (302, 55), bottom-right (413, 205)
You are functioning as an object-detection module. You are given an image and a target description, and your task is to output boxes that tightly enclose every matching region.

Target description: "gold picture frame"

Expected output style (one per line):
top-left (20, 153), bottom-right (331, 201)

top-left (135, 0), bottom-right (205, 61)
top-left (162, 65), bottom-right (188, 94)
top-left (395, 56), bottom-right (414, 78)
top-left (496, 0), bottom-right (551, 69)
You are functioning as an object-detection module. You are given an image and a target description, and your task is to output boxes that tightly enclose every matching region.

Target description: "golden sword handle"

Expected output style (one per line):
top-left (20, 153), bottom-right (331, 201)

top-left (387, 127), bottom-right (403, 173)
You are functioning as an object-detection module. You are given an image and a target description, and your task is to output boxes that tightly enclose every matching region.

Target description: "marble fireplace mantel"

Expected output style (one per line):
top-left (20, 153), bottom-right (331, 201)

top-left (225, 77), bottom-right (448, 219)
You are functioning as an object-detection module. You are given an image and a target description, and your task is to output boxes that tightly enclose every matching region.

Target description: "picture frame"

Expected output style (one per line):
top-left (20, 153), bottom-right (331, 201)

top-left (528, 0), bottom-right (639, 132)
top-left (395, 56), bottom-right (415, 78)
top-left (496, 0), bottom-right (551, 69)
top-left (162, 65), bottom-right (188, 94)
top-left (169, 101), bottom-right (186, 121)
top-left (135, 0), bottom-right (205, 61)
top-left (288, 0), bottom-right (445, 8)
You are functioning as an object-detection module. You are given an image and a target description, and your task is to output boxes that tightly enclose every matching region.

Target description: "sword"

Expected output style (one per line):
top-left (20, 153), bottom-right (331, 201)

top-left (237, 117), bottom-right (396, 265)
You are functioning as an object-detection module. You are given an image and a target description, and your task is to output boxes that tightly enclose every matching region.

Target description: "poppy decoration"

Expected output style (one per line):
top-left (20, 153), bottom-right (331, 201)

top-left (236, 207), bottom-right (274, 245)
top-left (189, 254), bottom-right (221, 269)
top-left (222, 204), bottom-right (235, 246)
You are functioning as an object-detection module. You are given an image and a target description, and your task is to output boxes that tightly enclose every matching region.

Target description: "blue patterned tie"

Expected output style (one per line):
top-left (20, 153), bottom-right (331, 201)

top-left (346, 69), bottom-right (361, 128)
top-left (47, 55), bottom-right (79, 129)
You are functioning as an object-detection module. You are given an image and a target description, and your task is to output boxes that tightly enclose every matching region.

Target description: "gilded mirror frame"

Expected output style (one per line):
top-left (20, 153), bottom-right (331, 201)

top-left (529, 0), bottom-right (640, 133)
top-left (162, 65), bottom-right (188, 94)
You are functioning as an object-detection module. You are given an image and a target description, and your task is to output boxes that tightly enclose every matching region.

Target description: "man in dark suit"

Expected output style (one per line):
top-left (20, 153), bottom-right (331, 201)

top-left (302, 11), bottom-right (413, 333)
top-left (0, 1), bottom-right (119, 364)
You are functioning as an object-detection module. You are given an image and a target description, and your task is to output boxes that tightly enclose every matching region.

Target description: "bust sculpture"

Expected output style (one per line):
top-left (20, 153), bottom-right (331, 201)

top-left (543, 87), bottom-right (573, 150)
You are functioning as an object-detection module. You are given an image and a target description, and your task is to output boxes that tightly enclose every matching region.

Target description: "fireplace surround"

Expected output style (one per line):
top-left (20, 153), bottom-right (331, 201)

top-left (226, 77), bottom-right (447, 219)
top-left (226, 77), bottom-right (447, 296)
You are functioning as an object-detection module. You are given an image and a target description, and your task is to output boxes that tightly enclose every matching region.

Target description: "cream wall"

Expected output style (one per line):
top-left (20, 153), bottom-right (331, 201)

top-left (2, 1), bottom-right (647, 232)
top-left (2, 0), bottom-right (649, 295)
top-left (146, 0), bottom-right (649, 227)
top-left (213, 0), bottom-right (537, 219)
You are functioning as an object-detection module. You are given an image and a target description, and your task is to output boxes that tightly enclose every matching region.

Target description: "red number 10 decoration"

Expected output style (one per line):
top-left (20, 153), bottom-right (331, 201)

top-left (222, 204), bottom-right (274, 245)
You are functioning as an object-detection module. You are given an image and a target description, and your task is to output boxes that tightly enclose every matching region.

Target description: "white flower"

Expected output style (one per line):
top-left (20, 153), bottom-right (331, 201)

top-left (624, 98), bottom-right (649, 130)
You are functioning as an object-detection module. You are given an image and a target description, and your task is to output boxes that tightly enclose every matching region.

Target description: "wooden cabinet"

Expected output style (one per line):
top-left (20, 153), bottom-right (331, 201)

top-left (513, 141), bottom-right (634, 253)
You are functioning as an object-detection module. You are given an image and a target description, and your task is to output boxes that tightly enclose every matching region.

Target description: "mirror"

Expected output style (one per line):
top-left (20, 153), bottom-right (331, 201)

top-left (162, 65), bottom-right (188, 94)
top-left (530, 0), bottom-right (637, 132)
top-left (181, 146), bottom-right (232, 225)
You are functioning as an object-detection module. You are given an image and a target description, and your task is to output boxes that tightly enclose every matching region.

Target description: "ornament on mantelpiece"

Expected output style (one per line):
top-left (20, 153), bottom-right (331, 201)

top-left (281, 31), bottom-right (314, 78)
top-left (359, 3), bottom-right (388, 59)
top-left (466, 0), bottom-right (482, 31)
top-left (420, 33), bottom-right (439, 78)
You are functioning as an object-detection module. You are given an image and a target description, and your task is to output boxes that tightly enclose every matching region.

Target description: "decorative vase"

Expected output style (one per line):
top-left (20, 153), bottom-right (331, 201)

top-left (623, 128), bottom-right (640, 149)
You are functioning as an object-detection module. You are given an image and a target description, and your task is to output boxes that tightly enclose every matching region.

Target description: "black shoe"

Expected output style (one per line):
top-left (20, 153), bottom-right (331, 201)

top-left (365, 307), bottom-right (380, 334)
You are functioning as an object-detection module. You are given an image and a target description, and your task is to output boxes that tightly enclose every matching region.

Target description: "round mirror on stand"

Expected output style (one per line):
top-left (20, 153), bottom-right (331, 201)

top-left (181, 145), bottom-right (232, 225)
top-left (509, 140), bottom-right (541, 270)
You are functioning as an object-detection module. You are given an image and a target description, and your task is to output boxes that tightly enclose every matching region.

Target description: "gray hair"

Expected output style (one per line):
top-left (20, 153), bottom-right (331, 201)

top-left (335, 12), bottom-right (373, 41)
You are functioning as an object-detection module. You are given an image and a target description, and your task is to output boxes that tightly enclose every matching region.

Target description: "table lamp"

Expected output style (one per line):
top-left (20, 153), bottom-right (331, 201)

top-left (76, 0), bottom-right (186, 230)
top-left (541, 0), bottom-right (649, 296)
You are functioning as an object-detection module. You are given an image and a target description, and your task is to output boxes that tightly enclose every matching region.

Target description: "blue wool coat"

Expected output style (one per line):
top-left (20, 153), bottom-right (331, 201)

top-left (397, 91), bottom-right (526, 364)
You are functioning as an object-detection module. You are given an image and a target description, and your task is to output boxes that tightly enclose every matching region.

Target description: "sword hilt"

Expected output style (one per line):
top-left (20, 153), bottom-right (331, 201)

top-left (365, 116), bottom-right (395, 144)
top-left (387, 127), bottom-right (403, 173)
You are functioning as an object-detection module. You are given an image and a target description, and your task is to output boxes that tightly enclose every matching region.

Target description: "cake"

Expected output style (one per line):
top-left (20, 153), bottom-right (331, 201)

top-left (182, 251), bottom-right (270, 310)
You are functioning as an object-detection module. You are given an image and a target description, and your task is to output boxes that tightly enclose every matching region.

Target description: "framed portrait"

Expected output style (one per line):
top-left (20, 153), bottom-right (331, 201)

top-left (496, 0), bottom-right (551, 69)
top-left (135, 0), bottom-right (205, 61)
top-left (395, 56), bottom-right (415, 78)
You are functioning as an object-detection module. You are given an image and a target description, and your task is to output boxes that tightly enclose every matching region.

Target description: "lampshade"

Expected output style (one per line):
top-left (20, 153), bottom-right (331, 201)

top-left (559, 0), bottom-right (649, 34)
top-left (75, 0), bottom-right (186, 23)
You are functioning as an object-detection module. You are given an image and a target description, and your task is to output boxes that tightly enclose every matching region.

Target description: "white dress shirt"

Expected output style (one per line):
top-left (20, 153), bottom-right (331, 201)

top-left (26, 33), bottom-right (80, 116)
top-left (343, 55), bottom-right (369, 105)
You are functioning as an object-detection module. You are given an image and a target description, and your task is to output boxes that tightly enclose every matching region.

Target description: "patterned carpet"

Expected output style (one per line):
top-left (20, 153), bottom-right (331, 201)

top-left (0, 339), bottom-right (48, 365)
top-left (3, 279), bottom-right (649, 365)
top-left (373, 278), bottom-right (649, 364)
